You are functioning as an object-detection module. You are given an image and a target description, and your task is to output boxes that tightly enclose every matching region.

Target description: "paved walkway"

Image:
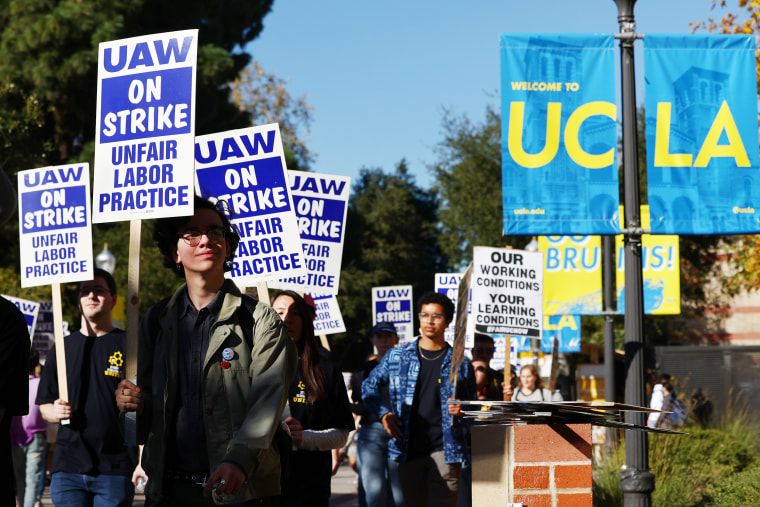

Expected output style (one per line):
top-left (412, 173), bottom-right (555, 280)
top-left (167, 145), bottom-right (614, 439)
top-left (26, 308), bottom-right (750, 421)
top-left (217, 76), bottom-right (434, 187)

top-left (38, 462), bottom-right (359, 506)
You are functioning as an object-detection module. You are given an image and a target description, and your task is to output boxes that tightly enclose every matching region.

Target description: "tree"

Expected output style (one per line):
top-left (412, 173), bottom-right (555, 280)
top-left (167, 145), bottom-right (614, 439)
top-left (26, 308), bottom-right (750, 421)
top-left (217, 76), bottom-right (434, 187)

top-left (431, 106), bottom-right (526, 270)
top-left (332, 161), bottom-right (447, 369)
top-left (230, 60), bottom-right (315, 171)
top-left (0, 0), bottom-right (274, 171)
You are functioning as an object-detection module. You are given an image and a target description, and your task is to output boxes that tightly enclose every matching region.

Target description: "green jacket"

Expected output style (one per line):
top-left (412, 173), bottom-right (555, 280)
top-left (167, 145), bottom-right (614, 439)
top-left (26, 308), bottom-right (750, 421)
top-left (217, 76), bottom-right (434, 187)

top-left (137, 280), bottom-right (297, 503)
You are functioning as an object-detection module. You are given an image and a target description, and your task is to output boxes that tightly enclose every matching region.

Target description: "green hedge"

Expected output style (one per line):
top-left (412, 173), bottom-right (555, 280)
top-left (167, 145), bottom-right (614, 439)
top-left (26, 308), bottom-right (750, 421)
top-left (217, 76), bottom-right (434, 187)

top-left (594, 428), bottom-right (757, 506)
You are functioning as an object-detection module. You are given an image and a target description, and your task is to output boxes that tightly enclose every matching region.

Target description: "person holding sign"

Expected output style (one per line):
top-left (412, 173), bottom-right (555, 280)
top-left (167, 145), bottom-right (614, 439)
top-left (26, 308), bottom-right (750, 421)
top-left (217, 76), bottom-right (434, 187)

top-left (510, 364), bottom-right (563, 402)
top-left (270, 290), bottom-right (355, 507)
top-left (37, 268), bottom-right (137, 506)
top-left (116, 196), bottom-right (297, 505)
top-left (362, 292), bottom-right (476, 507)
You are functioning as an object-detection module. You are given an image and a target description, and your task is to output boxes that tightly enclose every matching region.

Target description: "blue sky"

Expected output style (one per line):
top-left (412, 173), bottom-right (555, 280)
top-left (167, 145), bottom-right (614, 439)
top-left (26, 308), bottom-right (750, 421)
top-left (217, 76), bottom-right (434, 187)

top-left (247, 0), bottom-right (727, 190)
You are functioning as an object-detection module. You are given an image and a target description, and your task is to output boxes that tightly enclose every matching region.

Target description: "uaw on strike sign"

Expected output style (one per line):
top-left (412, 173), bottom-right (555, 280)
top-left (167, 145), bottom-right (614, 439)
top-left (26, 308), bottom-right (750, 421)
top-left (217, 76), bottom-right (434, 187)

top-left (93, 30), bottom-right (198, 222)
top-left (18, 164), bottom-right (93, 288)
top-left (272, 172), bottom-right (350, 295)
top-left (195, 125), bottom-right (306, 285)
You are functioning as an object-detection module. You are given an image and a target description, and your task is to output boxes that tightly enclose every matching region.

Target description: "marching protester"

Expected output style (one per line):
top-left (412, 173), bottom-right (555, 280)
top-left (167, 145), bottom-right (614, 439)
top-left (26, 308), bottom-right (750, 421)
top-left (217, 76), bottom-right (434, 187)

top-left (351, 322), bottom-right (403, 507)
top-left (363, 291), bottom-right (476, 507)
top-left (471, 333), bottom-right (504, 387)
top-left (271, 290), bottom-right (354, 507)
top-left (11, 348), bottom-right (47, 507)
top-left (116, 196), bottom-right (297, 505)
top-left (37, 268), bottom-right (137, 506)
top-left (472, 360), bottom-right (502, 401)
top-left (510, 364), bottom-right (563, 402)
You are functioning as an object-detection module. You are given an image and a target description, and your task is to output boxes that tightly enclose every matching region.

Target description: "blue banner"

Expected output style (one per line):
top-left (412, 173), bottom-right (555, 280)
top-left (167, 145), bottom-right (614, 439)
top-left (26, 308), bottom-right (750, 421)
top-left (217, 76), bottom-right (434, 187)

top-left (645, 35), bottom-right (760, 234)
top-left (501, 34), bottom-right (620, 236)
top-left (541, 315), bottom-right (581, 353)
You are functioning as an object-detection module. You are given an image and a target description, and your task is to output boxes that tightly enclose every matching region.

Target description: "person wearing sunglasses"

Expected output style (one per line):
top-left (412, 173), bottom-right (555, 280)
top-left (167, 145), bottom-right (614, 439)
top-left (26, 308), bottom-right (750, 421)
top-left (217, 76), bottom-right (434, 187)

top-left (116, 195), bottom-right (297, 506)
top-left (37, 268), bottom-right (138, 506)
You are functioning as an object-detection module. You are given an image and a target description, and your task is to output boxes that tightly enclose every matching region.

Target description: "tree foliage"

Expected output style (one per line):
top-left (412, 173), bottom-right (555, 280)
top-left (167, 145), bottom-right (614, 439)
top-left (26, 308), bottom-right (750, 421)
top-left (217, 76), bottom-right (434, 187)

top-left (0, 0), bottom-right (274, 171)
top-left (332, 161), bottom-right (447, 369)
top-left (230, 60), bottom-right (315, 171)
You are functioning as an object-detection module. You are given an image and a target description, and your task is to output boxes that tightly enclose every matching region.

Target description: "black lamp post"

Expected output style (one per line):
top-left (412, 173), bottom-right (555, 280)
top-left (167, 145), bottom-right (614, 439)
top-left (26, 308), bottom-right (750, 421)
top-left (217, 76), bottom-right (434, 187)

top-left (613, 0), bottom-right (654, 505)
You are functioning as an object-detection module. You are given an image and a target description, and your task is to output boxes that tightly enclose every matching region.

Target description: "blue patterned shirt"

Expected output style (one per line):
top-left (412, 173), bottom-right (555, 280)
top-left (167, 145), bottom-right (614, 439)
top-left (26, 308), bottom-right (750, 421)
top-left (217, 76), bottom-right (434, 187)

top-left (362, 338), bottom-right (476, 464)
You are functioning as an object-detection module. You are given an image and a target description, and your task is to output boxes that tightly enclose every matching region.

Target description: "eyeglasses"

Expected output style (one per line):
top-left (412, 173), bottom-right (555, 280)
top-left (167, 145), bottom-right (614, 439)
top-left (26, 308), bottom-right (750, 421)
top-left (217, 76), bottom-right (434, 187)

top-left (418, 312), bottom-right (446, 322)
top-left (79, 286), bottom-right (110, 297)
top-left (179, 227), bottom-right (225, 247)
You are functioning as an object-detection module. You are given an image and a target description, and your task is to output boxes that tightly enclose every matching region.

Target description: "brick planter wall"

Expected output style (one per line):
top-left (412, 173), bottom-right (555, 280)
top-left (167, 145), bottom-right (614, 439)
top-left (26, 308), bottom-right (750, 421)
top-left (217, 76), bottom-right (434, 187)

top-left (472, 423), bottom-right (593, 507)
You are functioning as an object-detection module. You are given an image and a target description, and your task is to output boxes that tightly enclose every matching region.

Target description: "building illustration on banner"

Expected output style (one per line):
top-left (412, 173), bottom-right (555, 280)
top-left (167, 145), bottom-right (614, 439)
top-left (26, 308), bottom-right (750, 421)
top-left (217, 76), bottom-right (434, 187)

top-left (501, 34), bottom-right (620, 236)
top-left (645, 34), bottom-right (760, 234)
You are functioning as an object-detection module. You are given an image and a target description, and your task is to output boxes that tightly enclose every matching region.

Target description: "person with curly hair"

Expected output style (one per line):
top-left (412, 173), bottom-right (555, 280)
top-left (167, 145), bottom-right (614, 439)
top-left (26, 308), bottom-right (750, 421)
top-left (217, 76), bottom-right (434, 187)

top-left (116, 196), bottom-right (297, 506)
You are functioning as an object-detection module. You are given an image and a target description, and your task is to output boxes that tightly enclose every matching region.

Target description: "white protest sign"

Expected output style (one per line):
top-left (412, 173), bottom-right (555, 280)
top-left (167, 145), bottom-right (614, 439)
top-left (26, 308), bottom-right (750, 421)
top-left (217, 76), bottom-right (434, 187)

top-left (311, 293), bottom-right (346, 335)
top-left (272, 172), bottom-right (350, 294)
top-left (471, 246), bottom-right (543, 338)
top-left (18, 164), bottom-right (93, 288)
top-left (372, 285), bottom-right (414, 344)
top-left (3, 295), bottom-right (40, 337)
top-left (435, 272), bottom-right (464, 346)
top-left (93, 29), bottom-right (198, 222)
top-left (195, 124), bottom-right (306, 285)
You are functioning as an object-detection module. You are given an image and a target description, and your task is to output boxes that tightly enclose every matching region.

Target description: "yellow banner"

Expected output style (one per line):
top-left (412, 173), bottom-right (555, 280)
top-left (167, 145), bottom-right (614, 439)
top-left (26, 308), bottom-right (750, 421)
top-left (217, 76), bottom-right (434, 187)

top-left (616, 205), bottom-right (680, 315)
top-left (540, 235), bottom-right (602, 316)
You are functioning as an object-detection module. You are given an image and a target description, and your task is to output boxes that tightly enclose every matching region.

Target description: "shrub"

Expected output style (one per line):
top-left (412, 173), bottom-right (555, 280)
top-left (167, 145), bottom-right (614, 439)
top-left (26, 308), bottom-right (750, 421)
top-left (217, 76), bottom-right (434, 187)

top-left (594, 428), bottom-right (756, 506)
top-left (709, 464), bottom-right (760, 506)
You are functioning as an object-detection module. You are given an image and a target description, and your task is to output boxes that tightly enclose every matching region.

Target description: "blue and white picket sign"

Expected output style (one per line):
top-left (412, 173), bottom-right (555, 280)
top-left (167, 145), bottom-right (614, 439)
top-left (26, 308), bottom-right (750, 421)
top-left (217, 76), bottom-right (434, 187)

top-left (540, 315), bottom-right (581, 353)
top-left (18, 164), bottom-right (93, 288)
top-left (644, 34), bottom-right (760, 234)
top-left (372, 285), bottom-right (414, 344)
top-left (501, 33), bottom-right (620, 235)
top-left (435, 272), bottom-right (466, 347)
top-left (3, 295), bottom-right (40, 337)
top-left (93, 29), bottom-right (198, 222)
top-left (195, 124), bottom-right (306, 285)
top-left (311, 293), bottom-right (346, 335)
top-left (271, 173), bottom-right (350, 295)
